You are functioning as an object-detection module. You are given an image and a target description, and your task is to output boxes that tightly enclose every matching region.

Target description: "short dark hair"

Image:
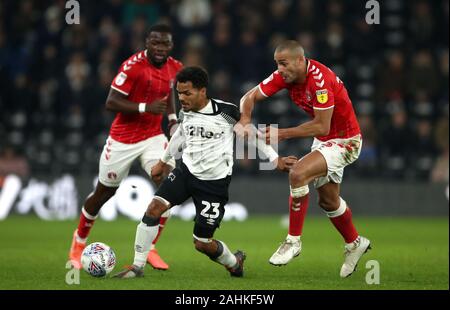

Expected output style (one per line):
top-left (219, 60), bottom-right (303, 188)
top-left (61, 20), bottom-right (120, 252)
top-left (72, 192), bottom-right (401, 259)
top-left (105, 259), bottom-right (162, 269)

top-left (146, 24), bottom-right (172, 36)
top-left (176, 66), bottom-right (209, 89)
top-left (275, 40), bottom-right (305, 56)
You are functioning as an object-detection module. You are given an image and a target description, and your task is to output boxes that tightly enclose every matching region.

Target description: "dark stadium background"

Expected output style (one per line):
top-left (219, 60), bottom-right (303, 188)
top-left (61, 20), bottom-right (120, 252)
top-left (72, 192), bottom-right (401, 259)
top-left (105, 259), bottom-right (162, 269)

top-left (0, 0), bottom-right (448, 216)
top-left (0, 0), bottom-right (448, 292)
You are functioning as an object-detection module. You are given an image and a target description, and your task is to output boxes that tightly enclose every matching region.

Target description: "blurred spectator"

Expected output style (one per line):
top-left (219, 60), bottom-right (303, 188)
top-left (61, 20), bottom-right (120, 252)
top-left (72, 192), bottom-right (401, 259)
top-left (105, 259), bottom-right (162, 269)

top-left (410, 91), bottom-right (435, 119)
top-left (439, 49), bottom-right (449, 95)
top-left (381, 109), bottom-right (412, 177)
top-left (122, 0), bottom-right (160, 26)
top-left (377, 51), bottom-right (407, 102)
top-left (234, 28), bottom-right (264, 84)
top-left (208, 13), bottom-right (234, 72)
top-left (411, 119), bottom-right (437, 179)
top-left (292, 0), bottom-right (317, 32)
top-left (431, 108), bottom-right (449, 183)
top-left (410, 1), bottom-right (435, 47)
top-left (268, 0), bottom-right (293, 35)
top-left (0, 146), bottom-right (30, 178)
top-left (357, 114), bottom-right (378, 172)
top-left (320, 21), bottom-right (345, 64)
top-left (408, 50), bottom-right (439, 98)
top-left (176, 0), bottom-right (212, 30)
top-left (61, 52), bottom-right (92, 114)
top-left (431, 148), bottom-right (449, 183)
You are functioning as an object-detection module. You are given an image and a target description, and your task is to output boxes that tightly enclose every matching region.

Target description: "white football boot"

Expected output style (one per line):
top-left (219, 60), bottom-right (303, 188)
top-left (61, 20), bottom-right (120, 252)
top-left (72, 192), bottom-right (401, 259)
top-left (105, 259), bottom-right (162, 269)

top-left (113, 265), bottom-right (144, 279)
top-left (269, 238), bottom-right (302, 266)
top-left (340, 236), bottom-right (371, 278)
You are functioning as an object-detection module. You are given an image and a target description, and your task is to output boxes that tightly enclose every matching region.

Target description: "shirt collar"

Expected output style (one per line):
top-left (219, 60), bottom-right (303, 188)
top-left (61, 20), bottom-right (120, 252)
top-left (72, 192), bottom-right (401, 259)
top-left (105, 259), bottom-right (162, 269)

top-left (198, 100), bottom-right (213, 113)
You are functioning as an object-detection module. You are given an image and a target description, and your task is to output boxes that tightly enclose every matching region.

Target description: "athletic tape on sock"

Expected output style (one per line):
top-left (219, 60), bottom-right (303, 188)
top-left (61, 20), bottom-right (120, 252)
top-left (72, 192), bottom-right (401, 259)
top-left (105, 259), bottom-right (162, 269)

top-left (290, 185), bottom-right (309, 198)
top-left (326, 197), bottom-right (347, 218)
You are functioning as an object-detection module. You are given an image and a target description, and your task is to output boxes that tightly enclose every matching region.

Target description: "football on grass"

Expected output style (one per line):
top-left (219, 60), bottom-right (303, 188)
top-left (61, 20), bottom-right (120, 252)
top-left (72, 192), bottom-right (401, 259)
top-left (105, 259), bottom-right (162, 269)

top-left (81, 242), bottom-right (116, 277)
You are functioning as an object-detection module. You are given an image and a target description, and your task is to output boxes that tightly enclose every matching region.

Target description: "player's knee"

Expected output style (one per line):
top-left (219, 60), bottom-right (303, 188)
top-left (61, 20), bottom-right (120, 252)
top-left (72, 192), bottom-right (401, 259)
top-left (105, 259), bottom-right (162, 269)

top-left (86, 185), bottom-right (117, 210)
top-left (318, 196), bottom-right (339, 212)
top-left (289, 167), bottom-right (308, 185)
top-left (145, 196), bottom-right (169, 218)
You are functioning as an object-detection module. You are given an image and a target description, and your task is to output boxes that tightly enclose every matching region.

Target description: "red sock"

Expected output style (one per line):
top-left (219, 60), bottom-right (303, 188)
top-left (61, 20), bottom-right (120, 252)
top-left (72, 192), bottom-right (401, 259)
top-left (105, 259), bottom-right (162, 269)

top-left (152, 216), bottom-right (169, 245)
top-left (289, 194), bottom-right (309, 236)
top-left (329, 207), bottom-right (359, 243)
top-left (76, 208), bottom-right (97, 240)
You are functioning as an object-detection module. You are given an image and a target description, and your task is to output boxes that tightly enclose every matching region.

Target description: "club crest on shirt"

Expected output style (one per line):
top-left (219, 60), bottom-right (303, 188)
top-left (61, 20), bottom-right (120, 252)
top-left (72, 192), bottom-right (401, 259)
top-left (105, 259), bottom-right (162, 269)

top-left (316, 89), bottom-right (328, 104)
top-left (115, 72), bottom-right (127, 86)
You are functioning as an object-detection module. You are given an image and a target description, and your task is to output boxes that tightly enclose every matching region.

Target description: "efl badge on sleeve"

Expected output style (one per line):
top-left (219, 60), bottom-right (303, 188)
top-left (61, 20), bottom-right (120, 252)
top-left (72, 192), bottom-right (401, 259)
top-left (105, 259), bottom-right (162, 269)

top-left (115, 72), bottom-right (127, 86)
top-left (316, 89), bottom-right (328, 104)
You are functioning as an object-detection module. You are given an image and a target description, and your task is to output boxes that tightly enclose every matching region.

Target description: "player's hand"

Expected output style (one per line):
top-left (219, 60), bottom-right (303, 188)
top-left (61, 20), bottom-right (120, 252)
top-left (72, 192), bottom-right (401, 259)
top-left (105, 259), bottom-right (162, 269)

top-left (151, 160), bottom-right (167, 183)
top-left (234, 118), bottom-right (254, 138)
top-left (260, 126), bottom-right (285, 144)
top-left (275, 156), bottom-right (298, 172)
top-left (147, 96), bottom-right (168, 114)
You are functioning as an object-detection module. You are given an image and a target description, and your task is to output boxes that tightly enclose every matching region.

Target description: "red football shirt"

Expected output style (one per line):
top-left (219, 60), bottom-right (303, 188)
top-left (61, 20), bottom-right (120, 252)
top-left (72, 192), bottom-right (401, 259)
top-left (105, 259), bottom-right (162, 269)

top-left (258, 58), bottom-right (360, 141)
top-left (110, 50), bottom-right (183, 144)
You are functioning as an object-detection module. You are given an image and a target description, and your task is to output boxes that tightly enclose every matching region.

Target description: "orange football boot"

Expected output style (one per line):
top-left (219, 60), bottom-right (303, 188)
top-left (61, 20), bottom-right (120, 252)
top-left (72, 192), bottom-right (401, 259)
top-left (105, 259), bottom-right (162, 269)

top-left (147, 249), bottom-right (169, 270)
top-left (69, 230), bottom-right (86, 269)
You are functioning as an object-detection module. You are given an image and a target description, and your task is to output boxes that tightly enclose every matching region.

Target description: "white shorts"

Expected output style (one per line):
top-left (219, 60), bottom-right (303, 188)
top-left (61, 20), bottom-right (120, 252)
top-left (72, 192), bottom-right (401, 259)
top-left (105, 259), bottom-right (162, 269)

top-left (98, 134), bottom-right (176, 187)
top-left (311, 134), bottom-right (362, 188)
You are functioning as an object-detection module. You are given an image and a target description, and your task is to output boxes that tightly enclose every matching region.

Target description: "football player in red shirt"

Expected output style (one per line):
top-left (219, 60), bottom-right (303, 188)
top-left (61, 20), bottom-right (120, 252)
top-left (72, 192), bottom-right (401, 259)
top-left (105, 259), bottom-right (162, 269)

top-left (238, 40), bottom-right (371, 278)
top-left (69, 24), bottom-right (182, 271)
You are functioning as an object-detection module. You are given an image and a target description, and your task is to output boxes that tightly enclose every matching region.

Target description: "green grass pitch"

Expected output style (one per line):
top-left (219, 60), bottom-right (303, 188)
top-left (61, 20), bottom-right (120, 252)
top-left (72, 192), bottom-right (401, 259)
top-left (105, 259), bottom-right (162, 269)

top-left (0, 216), bottom-right (448, 290)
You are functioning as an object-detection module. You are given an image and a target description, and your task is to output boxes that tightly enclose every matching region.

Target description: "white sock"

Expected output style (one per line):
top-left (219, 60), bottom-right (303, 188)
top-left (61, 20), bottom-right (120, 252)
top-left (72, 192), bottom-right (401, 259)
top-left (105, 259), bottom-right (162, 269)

top-left (133, 222), bottom-right (159, 268)
top-left (215, 241), bottom-right (237, 269)
top-left (287, 234), bottom-right (301, 242)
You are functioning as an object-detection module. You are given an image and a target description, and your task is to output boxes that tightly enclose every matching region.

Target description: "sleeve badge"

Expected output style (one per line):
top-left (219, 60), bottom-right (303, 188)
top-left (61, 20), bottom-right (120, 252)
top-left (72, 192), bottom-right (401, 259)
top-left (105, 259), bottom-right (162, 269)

top-left (316, 89), bottom-right (329, 104)
top-left (115, 72), bottom-right (127, 86)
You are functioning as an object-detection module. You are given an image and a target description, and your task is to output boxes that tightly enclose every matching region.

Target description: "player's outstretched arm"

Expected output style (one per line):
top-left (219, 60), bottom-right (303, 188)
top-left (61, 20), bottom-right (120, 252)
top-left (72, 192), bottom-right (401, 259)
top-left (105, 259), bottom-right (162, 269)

top-left (236, 86), bottom-right (267, 137)
top-left (166, 81), bottom-right (178, 135)
top-left (105, 88), bottom-right (167, 114)
top-left (263, 107), bottom-right (333, 143)
top-left (243, 130), bottom-right (297, 172)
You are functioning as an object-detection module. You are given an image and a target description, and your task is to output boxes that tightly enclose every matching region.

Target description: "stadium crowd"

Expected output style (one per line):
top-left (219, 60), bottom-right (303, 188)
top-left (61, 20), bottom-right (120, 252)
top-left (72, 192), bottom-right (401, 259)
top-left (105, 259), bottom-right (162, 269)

top-left (0, 0), bottom-right (448, 182)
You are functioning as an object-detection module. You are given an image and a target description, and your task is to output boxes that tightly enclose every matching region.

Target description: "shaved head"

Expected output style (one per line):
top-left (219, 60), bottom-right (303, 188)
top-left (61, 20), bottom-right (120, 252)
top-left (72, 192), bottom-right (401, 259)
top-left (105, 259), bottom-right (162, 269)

top-left (275, 40), bottom-right (305, 57)
top-left (273, 40), bottom-right (307, 84)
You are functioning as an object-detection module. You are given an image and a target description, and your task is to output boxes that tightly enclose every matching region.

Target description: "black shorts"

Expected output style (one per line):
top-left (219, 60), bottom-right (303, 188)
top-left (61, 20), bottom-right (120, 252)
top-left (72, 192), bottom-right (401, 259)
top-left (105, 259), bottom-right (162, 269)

top-left (155, 163), bottom-right (231, 239)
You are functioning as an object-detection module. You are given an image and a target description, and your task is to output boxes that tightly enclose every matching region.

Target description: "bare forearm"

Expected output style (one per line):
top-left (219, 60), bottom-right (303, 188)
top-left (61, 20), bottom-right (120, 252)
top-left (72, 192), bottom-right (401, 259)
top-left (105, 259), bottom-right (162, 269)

top-left (106, 96), bottom-right (141, 114)
top-left (240, 93), bottom-right (256, 122)
top-left (167, 82), bottom-right (177, 116)
top-left (281, 120), bottom-right (329, 139)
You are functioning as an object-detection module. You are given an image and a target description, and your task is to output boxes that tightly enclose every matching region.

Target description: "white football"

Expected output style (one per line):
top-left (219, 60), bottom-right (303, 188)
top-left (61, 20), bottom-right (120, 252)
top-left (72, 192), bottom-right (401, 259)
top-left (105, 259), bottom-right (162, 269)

top-left (81, 242), bottom-right (116, 277)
